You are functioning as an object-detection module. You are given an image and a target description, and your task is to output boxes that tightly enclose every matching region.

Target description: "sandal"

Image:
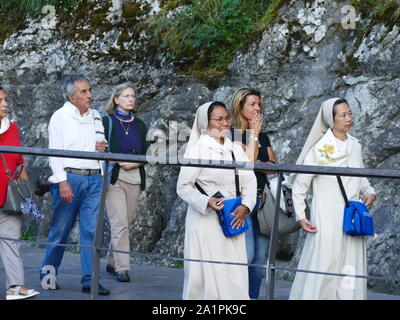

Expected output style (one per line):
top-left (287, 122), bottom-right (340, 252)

top-left (6, 285), bottom-right (40, 300)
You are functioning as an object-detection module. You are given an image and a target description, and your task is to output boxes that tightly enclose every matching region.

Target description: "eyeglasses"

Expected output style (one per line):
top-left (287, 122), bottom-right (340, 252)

top-left (121, 95), bottom-right (137, 99)
top-left (335, 112), bottom-right (353, 120)
top-left (210, 115), bottom-right (232, 123)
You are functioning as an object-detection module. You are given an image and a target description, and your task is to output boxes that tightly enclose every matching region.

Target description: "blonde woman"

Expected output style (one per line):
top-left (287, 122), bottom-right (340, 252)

top-left (102, 83), bottom-right (148, 282)
top-left (230, 88), bottom-right (277, 299)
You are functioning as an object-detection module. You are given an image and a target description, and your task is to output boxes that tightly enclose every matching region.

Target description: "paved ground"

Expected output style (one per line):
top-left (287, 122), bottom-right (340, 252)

top-left (0, 244), bottom-right (399, 300)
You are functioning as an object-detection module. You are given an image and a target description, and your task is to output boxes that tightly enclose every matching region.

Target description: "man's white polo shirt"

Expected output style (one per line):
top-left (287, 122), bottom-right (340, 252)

top-left (48, 101), bottom-right (103, 184)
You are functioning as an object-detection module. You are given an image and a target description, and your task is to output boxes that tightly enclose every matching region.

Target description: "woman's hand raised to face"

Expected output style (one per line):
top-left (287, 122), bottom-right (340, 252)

top-left (248, 113), bottom-right (263, 137)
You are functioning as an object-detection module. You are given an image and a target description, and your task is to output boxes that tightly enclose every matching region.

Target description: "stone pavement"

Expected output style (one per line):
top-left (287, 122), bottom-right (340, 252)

top-left (0, 244), bottom-right (399, 300)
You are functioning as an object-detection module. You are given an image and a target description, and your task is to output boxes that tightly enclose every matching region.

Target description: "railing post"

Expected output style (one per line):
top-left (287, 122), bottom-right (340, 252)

top-left (266, 172), bottom-right (283, 300)
top-left (90, 161), bottom-right (109, 300)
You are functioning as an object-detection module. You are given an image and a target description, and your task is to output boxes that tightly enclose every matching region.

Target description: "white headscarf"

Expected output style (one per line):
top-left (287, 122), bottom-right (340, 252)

top-left (0, 117), bottom-right (10, 135)
top-left (183, 101), bottom-right (234, 158)
top-left (288, 98), bottom-right (347, 183)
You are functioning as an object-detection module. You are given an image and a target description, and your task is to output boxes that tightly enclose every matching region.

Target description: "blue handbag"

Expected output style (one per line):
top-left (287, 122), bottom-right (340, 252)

top-left (217, 196), bottom-right (248, 237)
top-left (195, 151), bottom-right (248, 237)
top-left (337, 176), bottom-right (374, 236)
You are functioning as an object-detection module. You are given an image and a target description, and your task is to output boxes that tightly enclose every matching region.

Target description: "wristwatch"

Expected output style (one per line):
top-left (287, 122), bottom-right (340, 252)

top-left (241, 204), bottom-right (250, 214)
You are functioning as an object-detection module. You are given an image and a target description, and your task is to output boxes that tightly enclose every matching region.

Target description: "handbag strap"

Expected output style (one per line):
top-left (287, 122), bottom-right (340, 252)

top-left (193, 150), bottom-right (241, 197)
top-left (194, 181), bottom-right (208, 196)
top-left (231, 151), bottom-right (241, 197)
top-left (336, 176), bottom-right (350, 208)
top-left (106, 115), bottom-right (113, 152)
top-left (1, 153), bottom-right (11, 178)
top-left (1, 153), bottom-right (23, 181)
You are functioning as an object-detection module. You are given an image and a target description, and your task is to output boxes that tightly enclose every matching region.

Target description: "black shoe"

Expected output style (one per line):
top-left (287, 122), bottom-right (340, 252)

top-left (116, 271), bottom-right (130, 282)
top-left (82, 284), bottom-right (110, 296)
top-left (106, 265), bottom-right (116, 275)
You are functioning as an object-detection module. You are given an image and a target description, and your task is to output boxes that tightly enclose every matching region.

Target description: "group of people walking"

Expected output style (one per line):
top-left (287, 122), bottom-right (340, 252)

top-left (0, 75), bottom-right (376, 300)
top-left (0, 77), bottom-right (148, 299)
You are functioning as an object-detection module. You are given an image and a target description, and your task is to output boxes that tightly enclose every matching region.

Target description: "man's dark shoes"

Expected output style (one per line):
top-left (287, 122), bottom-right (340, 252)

top-left (82, 284), bottom-right (110, 296)
top-left (116, 271), bottom-right (130, 282)
top-left (106, 264), bottom-right (116, 275)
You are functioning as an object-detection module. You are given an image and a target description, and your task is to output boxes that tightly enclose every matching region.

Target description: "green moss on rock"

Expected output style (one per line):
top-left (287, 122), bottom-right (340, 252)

top-left (90, 12), bottom-right (112, 29)
top-left (122, 2), bottom-right (143, 18)
top-left (259, 0), bottom-right (291, 27)
top-left (337, 55), bottom-right (361, 78)
top-left (351, 0), bottom-right (400, 28)
top-left (61, 1), bottom-right (114, 41)
top-left (159, 0), bottom-right (192, 10)
top-left (118, 32), bottom-right (131, 44)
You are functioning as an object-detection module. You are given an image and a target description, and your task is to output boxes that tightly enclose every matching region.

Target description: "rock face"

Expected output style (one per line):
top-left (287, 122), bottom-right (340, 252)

top-left (0, 0), bottom-right (399, 294)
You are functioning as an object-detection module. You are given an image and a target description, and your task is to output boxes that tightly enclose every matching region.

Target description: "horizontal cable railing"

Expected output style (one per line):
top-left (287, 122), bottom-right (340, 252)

top-left (4, 236), bottom-right (400, 283)
top-left (0, 145), bottom-right (399, 300)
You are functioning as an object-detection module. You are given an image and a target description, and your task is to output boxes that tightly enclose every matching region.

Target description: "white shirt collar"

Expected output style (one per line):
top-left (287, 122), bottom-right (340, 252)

top-left (63, 101), bottom-right (92, 120)
top-left (198, 134), bottom-right (233, 154)
top-left (0, 117), bottom-right (10, 135)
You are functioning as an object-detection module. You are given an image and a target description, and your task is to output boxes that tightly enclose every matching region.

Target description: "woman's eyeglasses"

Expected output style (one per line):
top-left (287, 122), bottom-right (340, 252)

top-left (210, 115), bottom-right (232, 123)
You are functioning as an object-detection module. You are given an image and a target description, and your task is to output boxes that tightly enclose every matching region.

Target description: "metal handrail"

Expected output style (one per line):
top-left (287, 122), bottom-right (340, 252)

top-left (0, 145), bottom-right (399, 300)
top-left (1, 145), bottom-right (399, 178)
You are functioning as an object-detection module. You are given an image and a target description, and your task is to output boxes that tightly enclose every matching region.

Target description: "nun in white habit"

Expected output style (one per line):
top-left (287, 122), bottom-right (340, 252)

top-left (289, 98), bottom-right (377, 300)
top-left (177, 101), bottom-right (257, 300)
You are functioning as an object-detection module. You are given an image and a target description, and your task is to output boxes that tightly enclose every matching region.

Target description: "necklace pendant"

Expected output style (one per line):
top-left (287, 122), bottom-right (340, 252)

top-left (125, 131), bottom-right (128, 135)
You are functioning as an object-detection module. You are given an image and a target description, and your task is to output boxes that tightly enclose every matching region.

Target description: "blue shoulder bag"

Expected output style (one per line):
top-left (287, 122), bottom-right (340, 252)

top-left (195, 151), bottom-right (248, 237)
top-left (337, 176), bottom-right (374, 236)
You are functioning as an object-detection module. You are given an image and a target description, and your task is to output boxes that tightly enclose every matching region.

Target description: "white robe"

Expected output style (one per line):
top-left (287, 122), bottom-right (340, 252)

top-left (289, 135), bottom-right (376, 300)
top-left (177, 135), bottom-right (257, 300)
